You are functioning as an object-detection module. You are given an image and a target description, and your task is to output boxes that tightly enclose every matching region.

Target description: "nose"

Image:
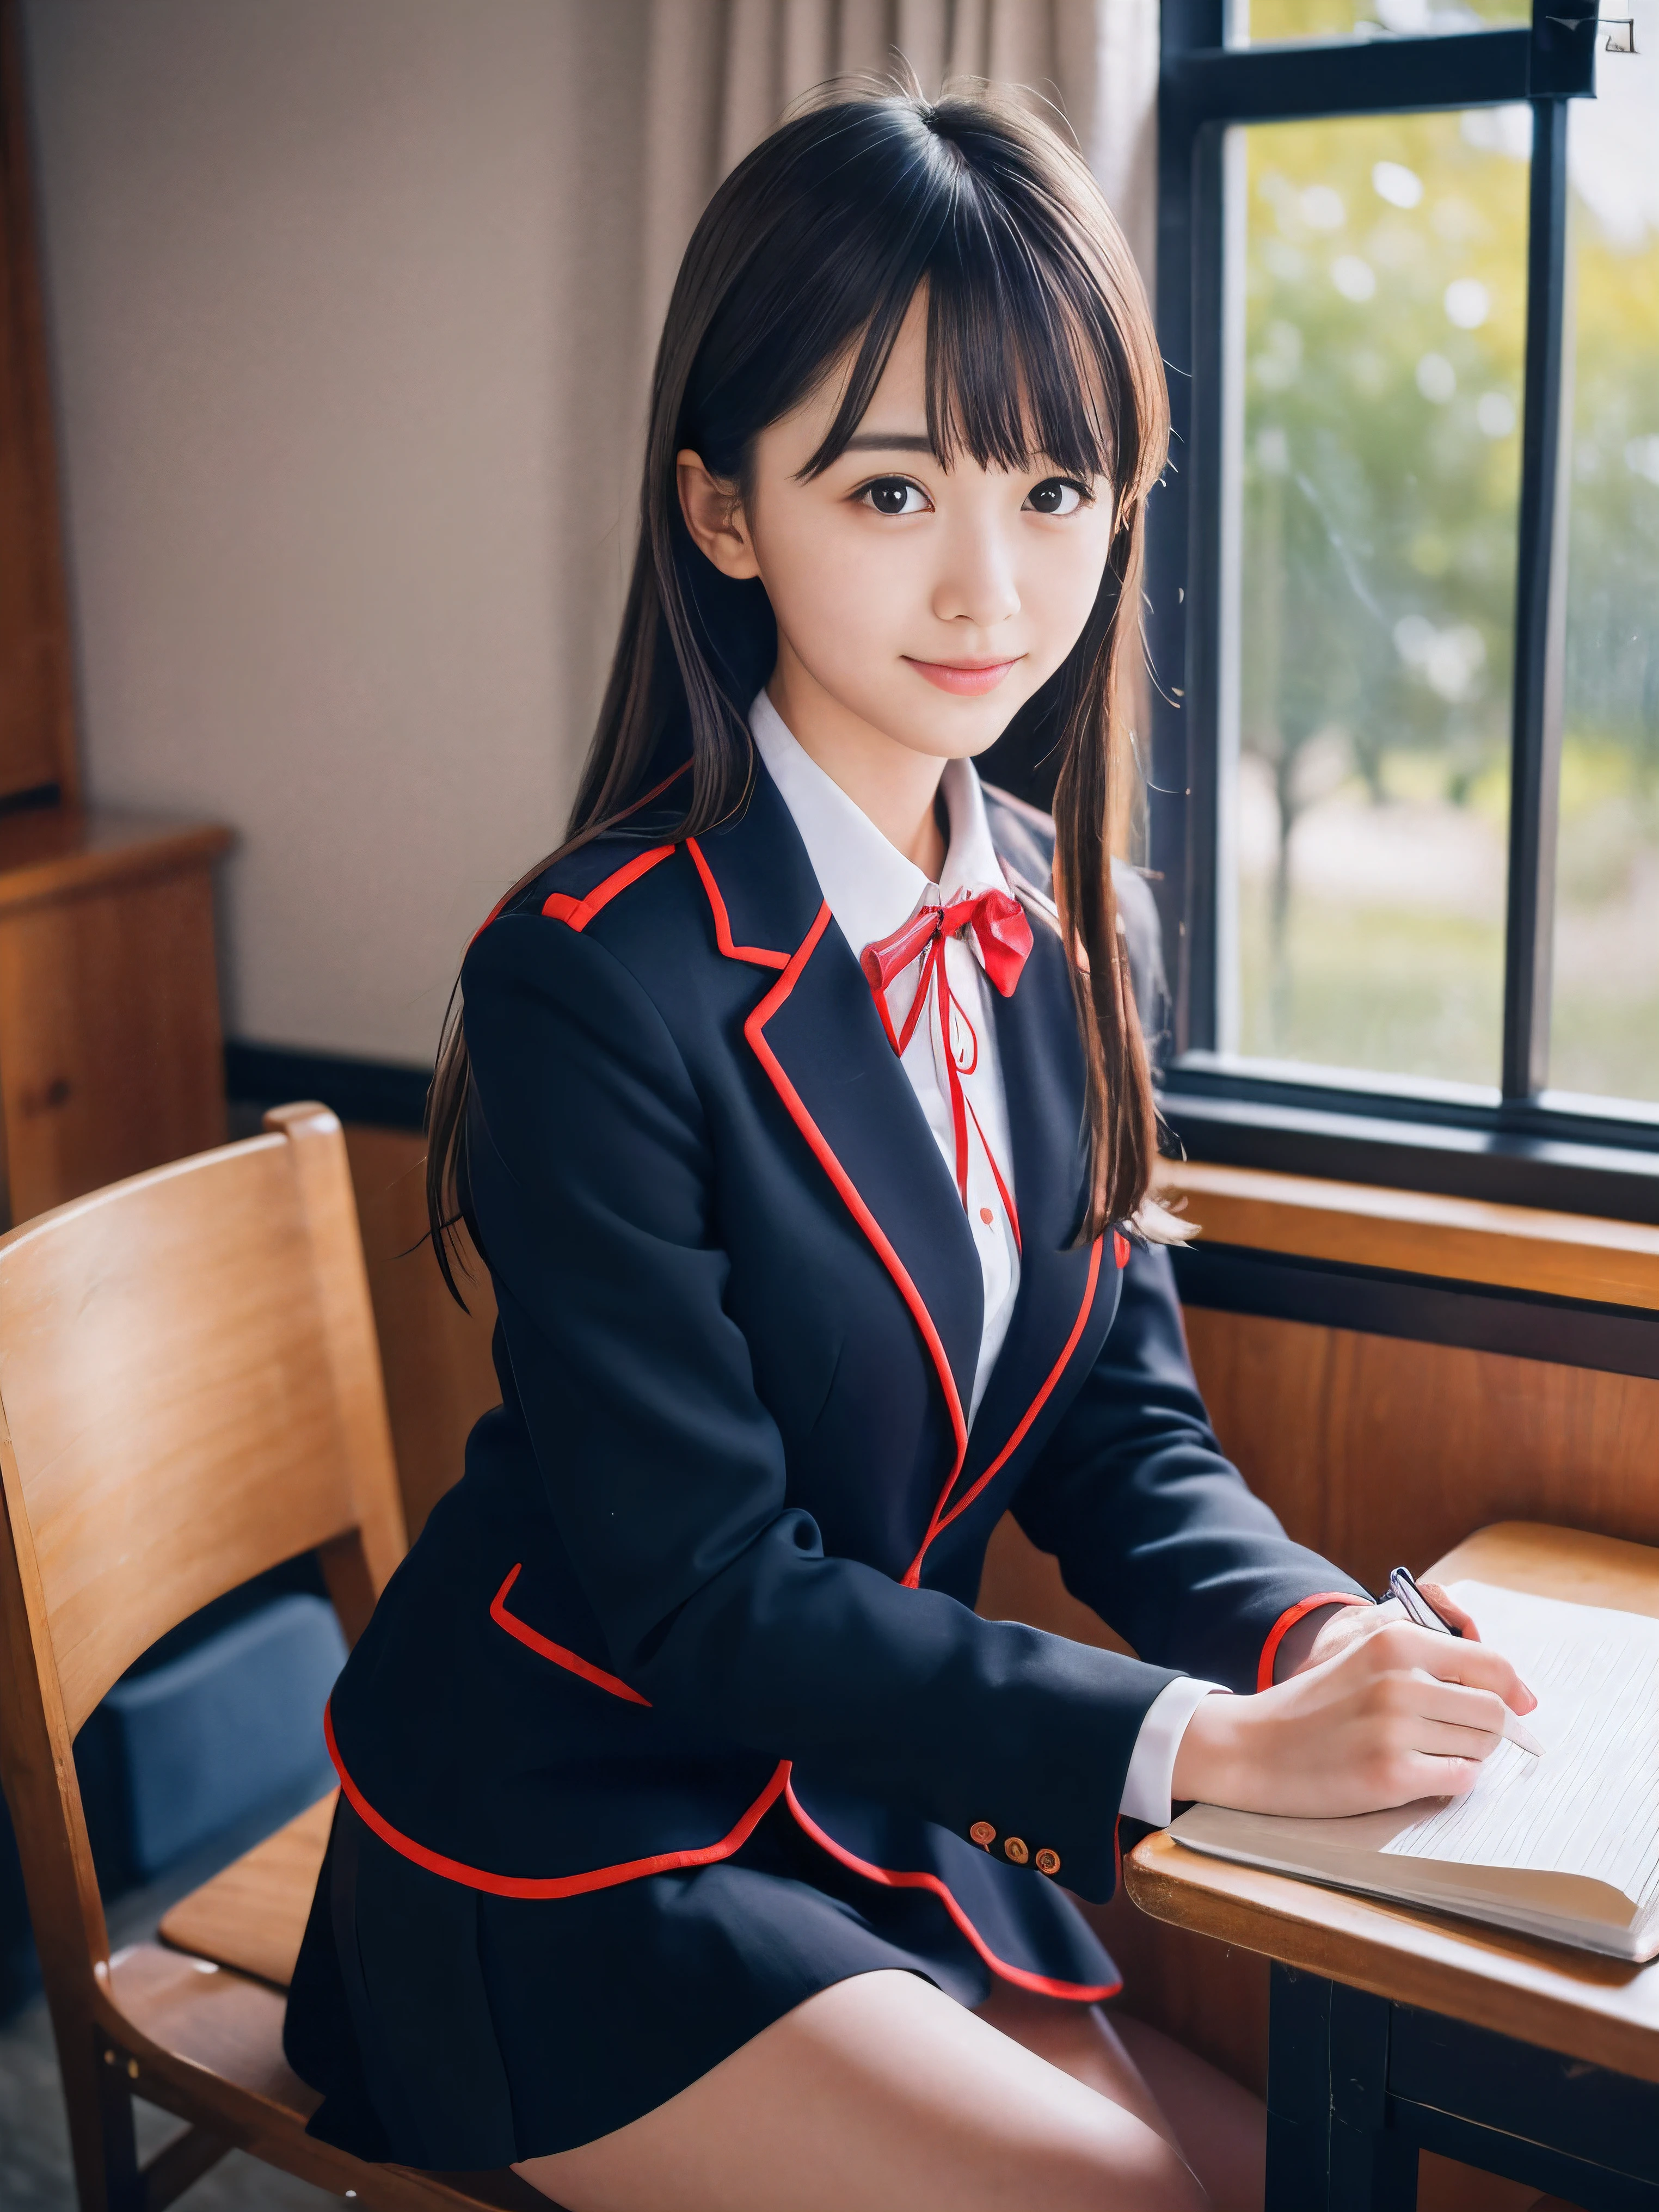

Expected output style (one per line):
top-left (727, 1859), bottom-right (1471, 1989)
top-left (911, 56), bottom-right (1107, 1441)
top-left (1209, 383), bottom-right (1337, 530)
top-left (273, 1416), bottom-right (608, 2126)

top-left (930, 509), bottom-right (1021, 633)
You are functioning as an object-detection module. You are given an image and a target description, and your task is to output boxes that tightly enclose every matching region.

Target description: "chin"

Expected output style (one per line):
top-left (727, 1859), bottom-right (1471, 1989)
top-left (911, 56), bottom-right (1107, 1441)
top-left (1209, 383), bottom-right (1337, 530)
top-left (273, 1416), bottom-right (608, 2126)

top-left (879, 708), bottom-right (1009, 762)
top-left (905, 689), bottom-right (1041, 760)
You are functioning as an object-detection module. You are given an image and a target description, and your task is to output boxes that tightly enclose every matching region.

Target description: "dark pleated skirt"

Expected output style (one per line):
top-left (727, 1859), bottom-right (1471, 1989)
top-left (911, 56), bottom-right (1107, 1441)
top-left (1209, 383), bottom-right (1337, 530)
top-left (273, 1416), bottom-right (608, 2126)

top-left (282, 1797), bottom-right (1119, 2167)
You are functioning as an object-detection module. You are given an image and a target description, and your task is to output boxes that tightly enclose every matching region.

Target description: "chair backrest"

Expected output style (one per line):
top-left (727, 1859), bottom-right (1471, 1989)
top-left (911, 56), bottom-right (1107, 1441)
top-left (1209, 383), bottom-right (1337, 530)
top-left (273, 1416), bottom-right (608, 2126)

top-left (0, 1103), bottom-right (405, 1990)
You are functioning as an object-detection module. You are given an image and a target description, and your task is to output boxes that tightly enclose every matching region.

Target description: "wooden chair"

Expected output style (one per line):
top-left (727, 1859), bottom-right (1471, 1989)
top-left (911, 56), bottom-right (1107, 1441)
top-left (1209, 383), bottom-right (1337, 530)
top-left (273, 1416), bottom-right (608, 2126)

top-left (0, 1104), bottom-right (543, 2212)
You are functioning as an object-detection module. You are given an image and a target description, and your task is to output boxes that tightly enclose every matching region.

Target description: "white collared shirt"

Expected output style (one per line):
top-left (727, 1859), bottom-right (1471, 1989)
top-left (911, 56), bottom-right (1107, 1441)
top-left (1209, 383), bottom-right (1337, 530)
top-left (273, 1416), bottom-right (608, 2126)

top-left (749, 690), bottom-right (1221, 1828)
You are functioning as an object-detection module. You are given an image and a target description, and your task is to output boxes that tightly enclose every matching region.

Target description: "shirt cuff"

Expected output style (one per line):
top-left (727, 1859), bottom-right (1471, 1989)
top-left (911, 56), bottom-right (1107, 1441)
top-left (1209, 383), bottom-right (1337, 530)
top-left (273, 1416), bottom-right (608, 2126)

top-left (1120, 1675), bottom-right (1230, 1827)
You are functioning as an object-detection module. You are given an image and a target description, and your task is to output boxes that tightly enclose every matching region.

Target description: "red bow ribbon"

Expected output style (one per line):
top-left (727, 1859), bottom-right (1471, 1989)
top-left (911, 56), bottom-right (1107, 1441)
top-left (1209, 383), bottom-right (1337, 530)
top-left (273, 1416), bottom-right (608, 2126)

top-left (860, 888), bottom-right (1033, 1010)
top-left (859, 888), bottom-right (1033, 1219)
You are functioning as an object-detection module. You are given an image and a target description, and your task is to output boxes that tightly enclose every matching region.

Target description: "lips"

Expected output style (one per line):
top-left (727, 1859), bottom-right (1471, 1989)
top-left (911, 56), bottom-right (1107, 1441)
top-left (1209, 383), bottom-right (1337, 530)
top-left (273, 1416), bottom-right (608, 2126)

top-left (904, 656), bottom-right (1022, 696)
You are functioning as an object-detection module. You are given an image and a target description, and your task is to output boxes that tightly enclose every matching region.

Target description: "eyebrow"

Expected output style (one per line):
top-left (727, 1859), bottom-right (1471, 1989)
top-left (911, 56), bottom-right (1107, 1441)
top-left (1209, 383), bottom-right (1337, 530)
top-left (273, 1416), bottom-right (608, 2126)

top-left (841, 431), bottom-right (937, 454)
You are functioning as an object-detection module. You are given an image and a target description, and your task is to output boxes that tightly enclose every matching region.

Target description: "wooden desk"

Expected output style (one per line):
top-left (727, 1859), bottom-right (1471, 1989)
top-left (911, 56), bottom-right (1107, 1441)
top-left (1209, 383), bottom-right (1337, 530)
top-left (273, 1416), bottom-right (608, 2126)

top-left (1125, 1522), bottom-right (1659, 2210)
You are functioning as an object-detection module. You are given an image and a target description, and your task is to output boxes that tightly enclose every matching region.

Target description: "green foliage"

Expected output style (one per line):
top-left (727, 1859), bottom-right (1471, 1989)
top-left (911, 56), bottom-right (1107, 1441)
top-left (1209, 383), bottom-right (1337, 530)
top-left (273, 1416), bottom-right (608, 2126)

top-left (1228, 98), bottom-right (1659, 1101)
top-left (1242, 0), bottom-right (1526, 39)
top-left (1240, 110), bottom-right (1527, 811)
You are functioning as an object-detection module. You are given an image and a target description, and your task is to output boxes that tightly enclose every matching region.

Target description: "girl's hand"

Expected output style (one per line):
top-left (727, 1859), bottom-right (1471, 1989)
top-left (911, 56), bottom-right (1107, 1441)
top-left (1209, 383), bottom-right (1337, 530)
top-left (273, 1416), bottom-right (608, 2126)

top-left (1170, 1616), bottom-right (1538, 1818)
top-left (1271, 1583), bottom-right (1480, 1681)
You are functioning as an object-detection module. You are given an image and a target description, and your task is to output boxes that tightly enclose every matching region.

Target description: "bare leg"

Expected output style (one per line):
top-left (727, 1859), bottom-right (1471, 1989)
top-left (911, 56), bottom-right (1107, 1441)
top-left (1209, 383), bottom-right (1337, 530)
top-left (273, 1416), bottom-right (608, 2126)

top-left (1113, 2013), bottom-right (1266, 2212)
top-left (976, 1983), bottom-right (1264, 2212)
top-left (513, 1967), bottom-right (1207, 2212)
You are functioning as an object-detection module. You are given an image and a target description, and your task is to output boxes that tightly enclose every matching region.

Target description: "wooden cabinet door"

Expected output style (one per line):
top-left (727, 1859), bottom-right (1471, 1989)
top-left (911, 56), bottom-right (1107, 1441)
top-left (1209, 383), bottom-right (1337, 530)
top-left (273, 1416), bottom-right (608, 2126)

top-left (0, 859), bottom-right (226, 1220)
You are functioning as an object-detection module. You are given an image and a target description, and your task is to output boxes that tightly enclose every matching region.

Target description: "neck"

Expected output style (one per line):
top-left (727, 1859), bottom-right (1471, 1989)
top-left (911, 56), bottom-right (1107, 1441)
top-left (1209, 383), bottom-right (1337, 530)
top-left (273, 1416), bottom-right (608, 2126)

top-left (767, 646), bottom-right (948, 879)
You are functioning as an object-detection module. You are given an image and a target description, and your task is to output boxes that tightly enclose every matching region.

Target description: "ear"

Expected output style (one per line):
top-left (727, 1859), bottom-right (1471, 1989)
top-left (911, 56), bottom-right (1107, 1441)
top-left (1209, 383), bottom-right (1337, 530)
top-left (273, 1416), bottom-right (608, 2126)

top-left (676, 450), bottom-right (760, 581)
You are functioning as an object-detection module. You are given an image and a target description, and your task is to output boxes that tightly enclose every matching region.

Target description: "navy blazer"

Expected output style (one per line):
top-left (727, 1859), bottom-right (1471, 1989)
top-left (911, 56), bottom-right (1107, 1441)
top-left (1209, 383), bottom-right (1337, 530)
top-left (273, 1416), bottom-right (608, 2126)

top-left (324, 759), bottom-right (1362, 1988)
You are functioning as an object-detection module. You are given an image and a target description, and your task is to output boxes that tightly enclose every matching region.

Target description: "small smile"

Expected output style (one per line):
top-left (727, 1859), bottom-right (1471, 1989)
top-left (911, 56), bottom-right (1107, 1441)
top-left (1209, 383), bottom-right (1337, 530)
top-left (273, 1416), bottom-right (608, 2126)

top-left (904, 656), bottom-right (1023, 696)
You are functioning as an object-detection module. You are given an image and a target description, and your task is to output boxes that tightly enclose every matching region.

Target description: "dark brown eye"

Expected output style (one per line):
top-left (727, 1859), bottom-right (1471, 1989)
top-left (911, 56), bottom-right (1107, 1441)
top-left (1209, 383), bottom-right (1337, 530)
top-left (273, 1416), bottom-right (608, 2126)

top-left (862, 477), bottom-right (927, 516)
top-left (1024, 478), bottom-right (1086, 515)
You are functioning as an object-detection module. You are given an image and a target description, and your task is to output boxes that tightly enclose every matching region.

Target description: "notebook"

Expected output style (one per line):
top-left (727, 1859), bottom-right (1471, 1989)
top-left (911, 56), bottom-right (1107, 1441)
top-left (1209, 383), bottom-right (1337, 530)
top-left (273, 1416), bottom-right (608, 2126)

top-left (1168, 1580), bottom-right (1659, 1961)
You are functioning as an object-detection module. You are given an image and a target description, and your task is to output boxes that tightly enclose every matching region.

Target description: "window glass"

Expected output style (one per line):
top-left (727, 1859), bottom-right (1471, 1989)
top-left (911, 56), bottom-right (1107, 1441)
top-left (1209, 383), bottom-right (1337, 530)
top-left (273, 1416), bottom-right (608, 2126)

top-left (1227, 0), bottom-right (1526, 45)
top-left (1222, 109), bottom-right (1530, 1087)
top-left (1550, 28), bottom-right (1659, 1106)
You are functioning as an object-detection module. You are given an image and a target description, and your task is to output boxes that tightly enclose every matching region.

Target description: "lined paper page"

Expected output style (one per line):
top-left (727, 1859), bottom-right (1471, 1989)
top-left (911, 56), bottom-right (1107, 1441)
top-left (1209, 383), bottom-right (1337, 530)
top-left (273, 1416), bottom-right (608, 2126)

top-left (1379, 1580), bottom-right (1659, 1910)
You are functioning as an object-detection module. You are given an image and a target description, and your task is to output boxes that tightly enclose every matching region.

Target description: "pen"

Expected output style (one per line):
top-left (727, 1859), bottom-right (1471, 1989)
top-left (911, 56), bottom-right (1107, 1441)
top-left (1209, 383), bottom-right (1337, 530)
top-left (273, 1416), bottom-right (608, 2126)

top-left (1384, 1565), bottom-right (1545, 1758)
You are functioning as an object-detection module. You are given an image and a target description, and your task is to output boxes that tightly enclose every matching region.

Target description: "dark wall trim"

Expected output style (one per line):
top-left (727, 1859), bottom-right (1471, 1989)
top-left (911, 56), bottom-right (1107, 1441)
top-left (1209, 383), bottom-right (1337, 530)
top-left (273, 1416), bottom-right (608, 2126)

top-left (1173, 1242), bottom-right (1659, 1382)
top-left (224, 1041), bottom-right (430, 1133)
top-left (219, 1039), bottom-right (1659, 1215)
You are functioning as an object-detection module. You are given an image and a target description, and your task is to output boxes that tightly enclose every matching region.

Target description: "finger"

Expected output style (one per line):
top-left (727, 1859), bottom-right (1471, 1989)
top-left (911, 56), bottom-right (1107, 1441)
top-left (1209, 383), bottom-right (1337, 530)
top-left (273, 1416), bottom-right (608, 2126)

top-left (1417, 1581), bottom-right (1479, 1640)
top-left (1410, 1715), bottom-right (1507, 1762)
top-left (1404, 1678), bottom-right (1515, 1756)
top-left (1408, 1672), bottom-right (1511, 1734)
top-left (1396, 1626), bottom-right (1536, 1713)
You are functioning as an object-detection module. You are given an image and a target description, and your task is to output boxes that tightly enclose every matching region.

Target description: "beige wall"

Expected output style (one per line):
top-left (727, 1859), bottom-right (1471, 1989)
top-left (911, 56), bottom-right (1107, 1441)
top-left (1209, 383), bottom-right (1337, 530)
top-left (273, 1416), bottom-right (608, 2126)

top-left (23, 0), bottom-right (652, 1066)
top-left (21, 1), bottom-right (1150, 1070)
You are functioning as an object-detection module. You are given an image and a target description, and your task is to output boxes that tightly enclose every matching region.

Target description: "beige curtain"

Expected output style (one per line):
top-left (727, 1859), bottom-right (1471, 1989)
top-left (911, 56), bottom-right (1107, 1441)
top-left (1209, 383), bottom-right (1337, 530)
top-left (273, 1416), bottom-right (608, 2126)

top-left (639, 0), bottom-right (1159, 374)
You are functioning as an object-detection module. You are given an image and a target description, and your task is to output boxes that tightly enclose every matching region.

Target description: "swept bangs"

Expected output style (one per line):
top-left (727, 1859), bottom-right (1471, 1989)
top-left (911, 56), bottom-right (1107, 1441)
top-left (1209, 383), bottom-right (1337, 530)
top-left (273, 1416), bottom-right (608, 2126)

top-left (800, 108), bottom-right (1157, 503)
top-left (678, 93), bottom-right (1166, 514)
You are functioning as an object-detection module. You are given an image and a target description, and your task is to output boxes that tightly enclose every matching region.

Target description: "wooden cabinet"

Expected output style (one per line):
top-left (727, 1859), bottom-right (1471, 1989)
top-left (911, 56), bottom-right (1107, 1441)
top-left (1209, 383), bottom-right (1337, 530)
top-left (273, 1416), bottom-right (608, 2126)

top-left (0, 4), bottom-right (231, 1226)
top-left (0, 810), bottom-right (230, 1224)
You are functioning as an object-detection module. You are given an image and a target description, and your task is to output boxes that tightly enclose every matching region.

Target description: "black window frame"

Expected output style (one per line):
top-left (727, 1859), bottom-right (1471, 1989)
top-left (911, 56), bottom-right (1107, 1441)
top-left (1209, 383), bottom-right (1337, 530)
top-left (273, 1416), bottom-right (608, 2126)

top-left (1147, 0), bottom-right (1659, 1222)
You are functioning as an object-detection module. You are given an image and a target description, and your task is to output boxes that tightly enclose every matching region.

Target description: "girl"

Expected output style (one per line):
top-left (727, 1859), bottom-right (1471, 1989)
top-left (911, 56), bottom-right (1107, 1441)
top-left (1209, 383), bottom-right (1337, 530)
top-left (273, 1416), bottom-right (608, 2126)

top-left (284, 87), bottom-right (1534, 2212)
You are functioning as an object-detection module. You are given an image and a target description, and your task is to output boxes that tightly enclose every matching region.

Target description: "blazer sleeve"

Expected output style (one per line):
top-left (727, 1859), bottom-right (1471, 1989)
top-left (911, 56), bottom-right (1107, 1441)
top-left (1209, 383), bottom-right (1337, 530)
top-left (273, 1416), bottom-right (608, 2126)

top-left (1012, 1238), bottom-right (1369, 1694)
top-left (463, 910), bottom-right (1185, 1900)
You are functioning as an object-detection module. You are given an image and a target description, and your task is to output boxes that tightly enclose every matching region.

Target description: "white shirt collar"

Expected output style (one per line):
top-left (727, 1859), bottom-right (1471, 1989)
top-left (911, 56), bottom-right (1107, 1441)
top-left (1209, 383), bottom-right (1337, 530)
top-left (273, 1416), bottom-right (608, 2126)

top-left (749, 689), bottom-right (1006, 961)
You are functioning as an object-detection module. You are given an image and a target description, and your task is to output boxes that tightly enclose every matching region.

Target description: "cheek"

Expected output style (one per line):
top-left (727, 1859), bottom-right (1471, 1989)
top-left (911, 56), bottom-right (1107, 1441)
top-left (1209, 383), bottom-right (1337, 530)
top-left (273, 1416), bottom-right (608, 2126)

top-left (761, 518), bottom-right (915, 659)
top-left (1024, 528), bottom-right (1113, 652)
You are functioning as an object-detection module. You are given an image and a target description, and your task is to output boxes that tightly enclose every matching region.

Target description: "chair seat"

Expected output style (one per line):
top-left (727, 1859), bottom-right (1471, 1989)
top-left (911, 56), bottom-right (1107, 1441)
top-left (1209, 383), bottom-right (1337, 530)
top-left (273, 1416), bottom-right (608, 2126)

top-left (158, 1790), bottom-right (334, 1989)
top-left (143, 1795), bottom-right (550, 2210)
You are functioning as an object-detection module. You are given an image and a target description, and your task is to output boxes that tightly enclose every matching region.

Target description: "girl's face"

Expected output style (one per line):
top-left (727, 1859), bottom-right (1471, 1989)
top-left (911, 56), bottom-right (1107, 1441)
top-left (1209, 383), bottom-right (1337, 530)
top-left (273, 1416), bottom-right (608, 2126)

top-left (679, 291), bottom-right (1117, 773)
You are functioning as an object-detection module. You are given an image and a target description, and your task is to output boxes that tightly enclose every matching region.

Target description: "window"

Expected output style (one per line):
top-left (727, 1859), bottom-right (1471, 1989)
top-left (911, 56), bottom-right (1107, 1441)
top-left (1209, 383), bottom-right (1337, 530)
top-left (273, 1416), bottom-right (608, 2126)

top-left (1553, 78), bottom-right (1659, 1103)
top-left (1150, 0), bottom-right (1659, 1214)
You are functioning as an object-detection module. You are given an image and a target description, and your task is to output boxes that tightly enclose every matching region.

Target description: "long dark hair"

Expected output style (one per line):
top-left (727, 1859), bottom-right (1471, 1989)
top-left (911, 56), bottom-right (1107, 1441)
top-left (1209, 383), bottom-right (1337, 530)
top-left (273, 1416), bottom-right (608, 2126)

top-left (427, 84), bottom-right (1170, 1299)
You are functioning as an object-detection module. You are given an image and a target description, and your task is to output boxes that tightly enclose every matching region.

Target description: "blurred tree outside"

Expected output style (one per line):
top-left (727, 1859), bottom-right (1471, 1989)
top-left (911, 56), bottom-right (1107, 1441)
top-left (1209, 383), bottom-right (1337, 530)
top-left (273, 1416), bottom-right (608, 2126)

top-left (1239, 0), bottom-right (1526, 41)
top-left (1228, 63), bottom-right (1658, 1103)
top-left (1234, 107), bottom-right (1526, 1084)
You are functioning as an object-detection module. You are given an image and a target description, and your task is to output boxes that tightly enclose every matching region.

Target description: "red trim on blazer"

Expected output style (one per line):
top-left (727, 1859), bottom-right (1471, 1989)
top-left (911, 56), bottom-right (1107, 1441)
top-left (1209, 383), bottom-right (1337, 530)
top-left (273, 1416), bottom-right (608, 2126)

top-left (490, 1564), bottom-right (652, 1706)
top-left (685, 837), bottom-right (791, 969)
top-left (470, 763), bottom-right (691, 945)
top-left (1113, 1230), bottom-right (1130, 1269)
top-left (784, 1779), bottom-right (1121, 2004)
top-left (900, 1236), bottom-right (1105, 1588)
top-left (324, 1701), bottom-right (790, 1898)
top-left (740, 899), bottom-right (971, 1502)
top-left (693, 854), bottom-right (1099, 1600)
top-left (1256, 1592), bottom-right (1369, 1692)
top-left (543, 843), bottom-right (676, 932)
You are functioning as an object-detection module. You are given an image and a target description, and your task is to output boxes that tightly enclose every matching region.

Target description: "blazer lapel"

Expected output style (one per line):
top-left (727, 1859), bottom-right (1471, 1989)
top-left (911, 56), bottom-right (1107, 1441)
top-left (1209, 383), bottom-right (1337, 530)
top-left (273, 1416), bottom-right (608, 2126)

top-left (970, 920), bottom-right (1119, 1457)
top-left (898, 904), bottom-right (1122, 1585)
top-left (688, 770), bottom-right (985, 1465)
